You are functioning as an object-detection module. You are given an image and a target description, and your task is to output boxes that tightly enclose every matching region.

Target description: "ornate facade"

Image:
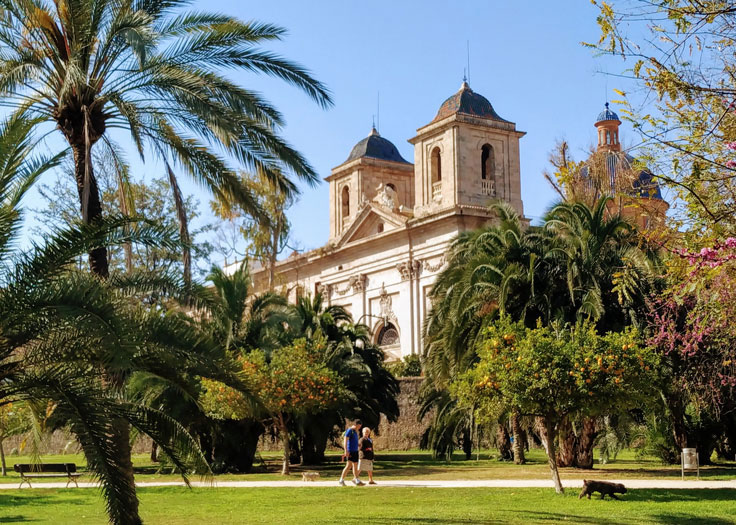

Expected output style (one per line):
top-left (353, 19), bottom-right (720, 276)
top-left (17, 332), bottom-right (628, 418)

top-left (226, 81), bottom-right (527, 360)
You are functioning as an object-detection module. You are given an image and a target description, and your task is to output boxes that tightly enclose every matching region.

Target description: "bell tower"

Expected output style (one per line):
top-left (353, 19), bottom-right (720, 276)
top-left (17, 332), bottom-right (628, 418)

top-left (595, 102), bottom-right (622, 152)
top-left (409, 81), bottom-right (525, 218)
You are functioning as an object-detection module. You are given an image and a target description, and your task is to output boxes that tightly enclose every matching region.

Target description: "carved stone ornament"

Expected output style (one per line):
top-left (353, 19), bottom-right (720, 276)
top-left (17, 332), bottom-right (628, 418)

top-left (350, 274), bottom-right (367, 293)
top-left (317, 283), bottom-right (333, 298)
top-left (373, 183), bottom-right (398, 210)
top-left (422, 257), bottom-right (445, 273)
top-left (378, 283), bottom-right (396, 322)
top-left (396, 261), bottom-right (412, 281)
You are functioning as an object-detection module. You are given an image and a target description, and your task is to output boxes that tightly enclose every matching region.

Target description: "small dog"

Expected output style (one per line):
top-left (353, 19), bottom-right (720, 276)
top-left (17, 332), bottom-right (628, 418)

top-left (301, 471), bottom-right (320, 482)
top-left (578, 479), bottom-right (627, 500)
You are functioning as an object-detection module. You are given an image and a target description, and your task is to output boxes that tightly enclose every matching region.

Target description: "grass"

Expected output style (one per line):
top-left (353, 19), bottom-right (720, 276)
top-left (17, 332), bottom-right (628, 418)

top-left (2, 486), bottom-right (736, 524)
top-left (1, 449), bottom-right (735, 485)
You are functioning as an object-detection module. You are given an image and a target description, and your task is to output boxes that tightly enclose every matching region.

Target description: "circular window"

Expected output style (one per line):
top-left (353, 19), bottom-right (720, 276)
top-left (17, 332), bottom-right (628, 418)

top-left (377, 323), bottom-right (400, 346)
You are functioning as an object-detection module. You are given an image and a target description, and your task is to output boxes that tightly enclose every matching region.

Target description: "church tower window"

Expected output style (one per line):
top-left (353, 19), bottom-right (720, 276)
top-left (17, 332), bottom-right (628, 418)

top-left (481, 144), bottom-right (496, 196)
top-left (431, 147), bottom-right (442, 182)
top-left (341, 186), bottom-right (350, 224)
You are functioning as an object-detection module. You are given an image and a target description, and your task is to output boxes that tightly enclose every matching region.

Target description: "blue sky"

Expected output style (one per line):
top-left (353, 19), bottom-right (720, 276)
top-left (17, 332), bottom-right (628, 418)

top-left (24, 1), bottom-right (640, 265)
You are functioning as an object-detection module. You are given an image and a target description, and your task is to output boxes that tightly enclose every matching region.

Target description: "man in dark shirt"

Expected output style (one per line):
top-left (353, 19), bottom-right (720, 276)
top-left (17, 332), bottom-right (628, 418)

top-left (358, 427), bottom-right (376, 485)
top-left (338, 419), bottom-right (363, 486)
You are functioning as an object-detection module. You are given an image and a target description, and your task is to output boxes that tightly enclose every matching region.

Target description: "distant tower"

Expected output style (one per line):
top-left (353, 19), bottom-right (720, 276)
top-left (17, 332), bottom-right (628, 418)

top-left (595, 102), bottom-right (621, 152)
top-left (581, 103), bottom-right (668, 231)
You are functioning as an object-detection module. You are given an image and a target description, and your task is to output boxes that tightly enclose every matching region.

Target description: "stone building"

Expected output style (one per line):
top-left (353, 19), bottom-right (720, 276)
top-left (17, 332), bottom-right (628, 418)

top-left (226, 81), bottom-right (527, 360)
top-left (226, 92), bottom-right (668, 361)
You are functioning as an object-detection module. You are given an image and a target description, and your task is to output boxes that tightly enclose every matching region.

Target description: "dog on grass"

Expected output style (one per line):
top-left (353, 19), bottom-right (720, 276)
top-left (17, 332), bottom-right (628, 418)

top-left (301, 471), bottom-right (320, 482)
top-left (578, 479), bottom-right (627, 500)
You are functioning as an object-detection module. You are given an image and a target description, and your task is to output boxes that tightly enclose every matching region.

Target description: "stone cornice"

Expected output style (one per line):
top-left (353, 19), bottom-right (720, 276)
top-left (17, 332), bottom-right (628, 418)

top-left (326, 156), bottom-right (414, 181)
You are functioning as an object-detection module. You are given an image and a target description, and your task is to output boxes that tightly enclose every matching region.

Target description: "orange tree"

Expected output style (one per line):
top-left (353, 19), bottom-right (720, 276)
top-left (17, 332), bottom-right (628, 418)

top-left (201, 337), bottom-right (345, 475)
top-left (452, 316), bottom-right (658, 493)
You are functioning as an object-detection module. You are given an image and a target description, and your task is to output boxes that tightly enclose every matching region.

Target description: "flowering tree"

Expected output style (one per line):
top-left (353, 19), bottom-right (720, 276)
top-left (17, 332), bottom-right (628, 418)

top-left (453, 317), bottom-right (658, 493)
top-left (648, 239), bottom-right (736, 459)
top-left (201, 338), bottom-right (345, 475)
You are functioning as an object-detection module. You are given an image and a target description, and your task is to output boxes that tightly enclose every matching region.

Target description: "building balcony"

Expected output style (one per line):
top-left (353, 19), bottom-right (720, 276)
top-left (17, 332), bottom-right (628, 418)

top-left (432, 181), bottom-right (442, 201)
top-left (481, 179), bottom-right (496, 196)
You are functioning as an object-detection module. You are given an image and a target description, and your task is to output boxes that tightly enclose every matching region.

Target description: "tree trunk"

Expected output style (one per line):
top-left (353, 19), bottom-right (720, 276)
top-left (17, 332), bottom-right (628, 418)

top-left (511, 410), bottom-right (526, 465)
top-left (556, 414), bottom-right (576, 468)
top-left (0, 440), bottom-right (6, 476)
top-left (279, 414), bottom-right (291, 476)
top-left (461, 427), bottom-right (473, 460)
top-left (497, 419), bottom-right (512, 461)
top-left (74, 143), bottom-right (139, 523)
top-left (72, 143), bottom-right (109, 277)
top-left (150, 442), bottom-right (158, 463)
top-left (668, 393), bottom-right (689, 450)
top-left (575, 417), bottom-right (598, 469)
top-left (544, 417), bottom-right (564, 494)
top-left (165, 164), bottom-right (191, 285)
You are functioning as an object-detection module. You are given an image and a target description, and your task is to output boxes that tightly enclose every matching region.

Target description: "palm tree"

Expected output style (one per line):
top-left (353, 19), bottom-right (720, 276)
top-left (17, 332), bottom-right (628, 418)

top-left (543, 197), bottom-right (659, 330)
top-left (0, 116), bottom-right (240, 524)
top-left (0, 0), bottom-right (332, 278)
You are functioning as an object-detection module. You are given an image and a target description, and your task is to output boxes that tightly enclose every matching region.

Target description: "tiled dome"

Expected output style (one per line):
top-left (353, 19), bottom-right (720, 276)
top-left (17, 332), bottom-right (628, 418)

top-left (581, 151), bottom-right (663, 200)
top-left (345, 127), bottom-right (409, 164)
top-left (432, 81), bottom-right (508, 123)
top-left (596, 102), bottom-right (620, 124)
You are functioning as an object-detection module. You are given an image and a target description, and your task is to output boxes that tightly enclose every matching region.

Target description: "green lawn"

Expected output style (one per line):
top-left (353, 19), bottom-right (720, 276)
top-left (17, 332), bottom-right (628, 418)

top-left (1, 449), bottom-right (735, 485)
top-left (1, 487), bottom-right (736, 524)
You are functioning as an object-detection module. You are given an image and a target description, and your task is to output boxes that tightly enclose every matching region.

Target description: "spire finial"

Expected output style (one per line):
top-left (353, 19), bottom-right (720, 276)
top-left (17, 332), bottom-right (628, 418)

top-left (605, 101), bottom-right (609, 109)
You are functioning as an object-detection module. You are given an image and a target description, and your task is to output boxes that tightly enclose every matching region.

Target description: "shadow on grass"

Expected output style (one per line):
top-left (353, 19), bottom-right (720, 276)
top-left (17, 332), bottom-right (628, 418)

top-left (0, 517), bottom-right (39, 523)
top-left (628, 488), bottom-right (736, 502)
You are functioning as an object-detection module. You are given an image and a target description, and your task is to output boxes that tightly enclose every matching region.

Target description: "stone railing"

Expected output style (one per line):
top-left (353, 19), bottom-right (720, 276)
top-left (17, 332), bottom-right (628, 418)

top-left (432, 181), bottom-right (442, 201)
top-left (481, 179), bottom-right (496, 196)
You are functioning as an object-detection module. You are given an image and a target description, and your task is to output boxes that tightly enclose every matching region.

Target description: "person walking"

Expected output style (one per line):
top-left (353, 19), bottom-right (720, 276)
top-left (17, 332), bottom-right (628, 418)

top-left (358, 427), bottom-right (376, 485)
top-left (338, 419), bottom-right (364, 486)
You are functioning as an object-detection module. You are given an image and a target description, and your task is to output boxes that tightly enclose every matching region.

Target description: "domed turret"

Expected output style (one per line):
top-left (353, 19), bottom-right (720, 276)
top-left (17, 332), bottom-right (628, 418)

top-left (432, 81), bottom-right (509, 123)
top-left (595, 102), bottom-right (622, 152)
top-left (345, 127), bottom-right (409, 164)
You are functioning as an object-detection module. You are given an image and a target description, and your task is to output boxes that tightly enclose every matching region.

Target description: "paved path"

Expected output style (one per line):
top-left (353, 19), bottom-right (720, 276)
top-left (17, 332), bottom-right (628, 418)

top-left (1, 479), bottom-right (735, 490)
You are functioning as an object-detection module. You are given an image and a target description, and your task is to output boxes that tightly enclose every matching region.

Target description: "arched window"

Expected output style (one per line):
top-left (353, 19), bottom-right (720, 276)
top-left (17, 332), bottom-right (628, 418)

top-left (481, 144), bottom-right (495, 180)
top-left (431, 147), bottom-right (442, 182)
top-left (377, 222), bottom-right (384, 233)
top-left (377, 322), bottom-right (400, 346)
top-left (386, 183), bottom-right (396, 192)
top-left (606, 130), bottom-right (611, 145)
top-left (341, 185), bottom-right (350, 219)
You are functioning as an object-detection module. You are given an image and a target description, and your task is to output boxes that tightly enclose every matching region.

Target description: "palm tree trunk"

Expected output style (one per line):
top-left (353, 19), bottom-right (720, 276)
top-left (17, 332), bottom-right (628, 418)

top-left (556, 414), bottom-right (576, 468)
top-left (511, 409), bottom-right (526, 465)
top-left (165, 165), bottom-right (191, 285)
top-left (73, 144), bottom-right (140, 523)
top-left (497, 419), bottom-right (512, 461)
top-left (72, 144), bottom-right (109, 277)
top-left (543, 416), bottom-right (564, 494)
top-left (574, 417), bottom-right (598, 469)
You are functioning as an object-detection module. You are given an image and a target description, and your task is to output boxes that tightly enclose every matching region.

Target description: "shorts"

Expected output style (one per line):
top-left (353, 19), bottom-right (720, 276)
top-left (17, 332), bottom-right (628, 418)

top-left (347, 451), bottom-right (359, 463)
top-left (358, 459), bottom-right (373, 472)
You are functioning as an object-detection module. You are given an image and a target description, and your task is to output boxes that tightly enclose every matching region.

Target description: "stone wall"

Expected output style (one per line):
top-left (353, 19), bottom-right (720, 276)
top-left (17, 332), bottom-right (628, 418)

top-left (373, 377), bottom-right (429, 450)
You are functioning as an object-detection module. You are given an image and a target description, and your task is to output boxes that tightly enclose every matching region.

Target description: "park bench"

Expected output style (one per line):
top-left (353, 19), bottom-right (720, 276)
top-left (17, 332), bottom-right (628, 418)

top-left (13, 463), bottom-right (81, 488)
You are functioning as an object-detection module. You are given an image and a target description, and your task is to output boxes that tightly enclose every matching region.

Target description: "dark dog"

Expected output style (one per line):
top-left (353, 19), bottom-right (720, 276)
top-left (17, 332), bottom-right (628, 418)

top-left (578, 479), bottom-right (627, 500)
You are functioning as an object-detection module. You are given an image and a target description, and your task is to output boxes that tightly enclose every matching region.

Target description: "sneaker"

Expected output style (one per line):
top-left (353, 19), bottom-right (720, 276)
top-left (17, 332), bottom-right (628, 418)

top-left (369, 481), bottom-right (377, 485)
top-left (353, 479), bottom-right (365, 486)
top-left (338, 479), bottom-right (346, 486)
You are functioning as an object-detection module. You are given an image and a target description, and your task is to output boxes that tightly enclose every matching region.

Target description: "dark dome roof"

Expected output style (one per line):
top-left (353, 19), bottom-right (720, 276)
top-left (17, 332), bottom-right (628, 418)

top-left (432, 81), bottom-right (509, 123)
top-left (596, 102), bottom-right (620, 124)
top-left (345, 128), bottom-right (409, 164)
top-left (580, 151), bottom-right (663, 200)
